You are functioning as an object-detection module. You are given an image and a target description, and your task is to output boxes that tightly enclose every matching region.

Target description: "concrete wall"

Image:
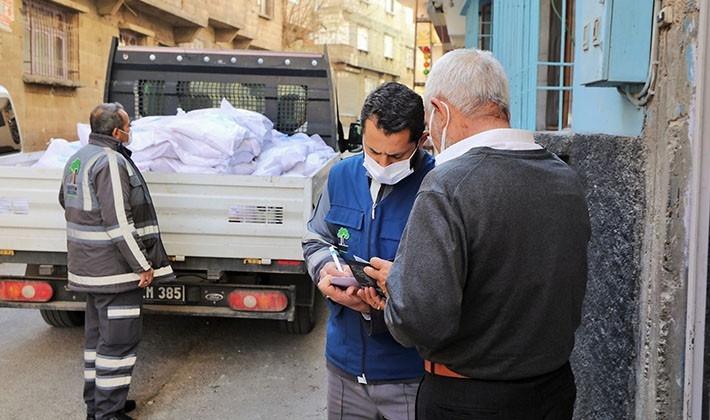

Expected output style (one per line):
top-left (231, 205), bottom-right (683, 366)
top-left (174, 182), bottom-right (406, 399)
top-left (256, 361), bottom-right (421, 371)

top-left (538, 132), bottom-right (645, 419)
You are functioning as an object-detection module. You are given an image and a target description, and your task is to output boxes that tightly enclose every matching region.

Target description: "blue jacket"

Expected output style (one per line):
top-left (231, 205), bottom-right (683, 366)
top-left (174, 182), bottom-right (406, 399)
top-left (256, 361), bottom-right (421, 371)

top-left (304, 149), bottom-right (434, 382)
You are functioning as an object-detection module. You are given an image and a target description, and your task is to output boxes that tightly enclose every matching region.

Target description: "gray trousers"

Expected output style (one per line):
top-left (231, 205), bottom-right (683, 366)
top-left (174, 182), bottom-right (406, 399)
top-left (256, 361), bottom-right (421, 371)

top-left (83, 288), bottom-right (143, 420)
top-left (327, 368), bottom-right (419, 420)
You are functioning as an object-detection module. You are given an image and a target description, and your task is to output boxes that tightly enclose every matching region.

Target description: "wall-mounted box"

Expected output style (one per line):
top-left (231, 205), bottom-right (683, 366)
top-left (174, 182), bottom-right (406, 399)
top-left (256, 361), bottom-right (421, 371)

top-left (577, 0), bottom-right (654, 87)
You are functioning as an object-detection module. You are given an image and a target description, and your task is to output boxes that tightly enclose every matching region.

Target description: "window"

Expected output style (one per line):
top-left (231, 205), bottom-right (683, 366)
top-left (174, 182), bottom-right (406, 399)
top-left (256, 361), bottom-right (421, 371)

top-left (478, 1), bottom-right (492, 51)
top-left (406, 47), bottom-right (414, 69)
top-left (385, 0), bottom-right (395, 14)
top-left (313, 22), bottom-right (349, 45)
top-left (491, 0), bottom-right (574, 131)
top-left (22, 0), bottom-right (79, 83)
top-left (364, 77), bottom-right (377, 97)
top-left (258, 0), bottom-right (274, 19)
top-left (537, 0), bottom-right (574, 130)
top-left (357, 27), bottom-right (369, 52)
top-left (119, 29), bottom-right (146, 47)
top-left (384, 35), bottom-right (394, 59)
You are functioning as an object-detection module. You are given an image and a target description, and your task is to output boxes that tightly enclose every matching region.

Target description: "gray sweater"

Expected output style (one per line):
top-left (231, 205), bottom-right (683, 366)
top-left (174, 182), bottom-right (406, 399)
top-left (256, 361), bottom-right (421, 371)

top-left (384, 146), bottom-right (591, 380)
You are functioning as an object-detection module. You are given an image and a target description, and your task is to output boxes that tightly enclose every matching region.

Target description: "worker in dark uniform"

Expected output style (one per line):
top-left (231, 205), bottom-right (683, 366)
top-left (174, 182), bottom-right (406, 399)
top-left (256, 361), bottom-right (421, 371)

top-left (59, 102), bottom-right (175, 420)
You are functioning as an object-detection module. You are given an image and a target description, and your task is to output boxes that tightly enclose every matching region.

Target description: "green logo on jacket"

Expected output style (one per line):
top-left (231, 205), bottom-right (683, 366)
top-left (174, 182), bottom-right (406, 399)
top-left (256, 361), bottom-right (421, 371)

top-left (336, 227), bottom-right (350, 252)
top-left (66, 158), bottom-right (81, 197)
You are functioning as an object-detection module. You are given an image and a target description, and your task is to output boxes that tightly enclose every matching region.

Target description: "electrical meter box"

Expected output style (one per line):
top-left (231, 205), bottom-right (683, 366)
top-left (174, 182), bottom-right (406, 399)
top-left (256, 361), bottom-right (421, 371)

top-left (577, 0), bottom-right (654, 87)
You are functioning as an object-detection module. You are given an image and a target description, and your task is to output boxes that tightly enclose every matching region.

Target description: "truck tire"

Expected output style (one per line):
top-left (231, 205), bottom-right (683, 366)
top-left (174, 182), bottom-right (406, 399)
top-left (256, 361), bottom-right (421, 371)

top-left (39, 309), bottom-right (85, 328)
top-left (280, 304), bottom-right (315, 334)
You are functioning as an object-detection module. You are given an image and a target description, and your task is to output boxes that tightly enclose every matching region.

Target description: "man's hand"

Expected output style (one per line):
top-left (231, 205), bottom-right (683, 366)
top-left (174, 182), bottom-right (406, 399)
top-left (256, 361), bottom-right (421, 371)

top-left (357, 287), bottom-right (387, 311)
top-left (138, 267), bottom-right (154, 288)
top-left (318, 262), bottom-right (371, 313)
top-left (363, 257), bottom-right (392, 297)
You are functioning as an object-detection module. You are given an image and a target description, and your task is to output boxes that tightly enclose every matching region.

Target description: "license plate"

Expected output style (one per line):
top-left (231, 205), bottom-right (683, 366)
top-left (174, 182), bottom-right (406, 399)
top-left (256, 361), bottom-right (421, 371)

top-left (143, 285), bottom-right (185, 304)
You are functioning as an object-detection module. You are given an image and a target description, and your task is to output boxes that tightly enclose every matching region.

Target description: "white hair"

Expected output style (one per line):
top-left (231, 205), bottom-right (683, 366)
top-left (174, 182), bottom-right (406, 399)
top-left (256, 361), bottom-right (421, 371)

top-left (424, 49), bottom-right (510, 118)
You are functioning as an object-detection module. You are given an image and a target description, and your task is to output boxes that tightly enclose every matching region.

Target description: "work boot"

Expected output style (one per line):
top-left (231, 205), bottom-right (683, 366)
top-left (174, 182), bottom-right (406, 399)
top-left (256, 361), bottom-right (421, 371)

top-left (86, 400), bottom-right (136, 420)
top-left (105, 413), bottom-right (135, 420)
top-left (124, 400), bottom-right (136, 413)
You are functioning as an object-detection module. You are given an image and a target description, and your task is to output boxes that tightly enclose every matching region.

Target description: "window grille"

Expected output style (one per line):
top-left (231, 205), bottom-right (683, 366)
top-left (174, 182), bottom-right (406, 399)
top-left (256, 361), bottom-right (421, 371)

top-left (537, 0), bottom-right (574, 130)
top-left (478, 2), bottom-right (492, 51)
top-left (22, 0), bottom-right (79, 82)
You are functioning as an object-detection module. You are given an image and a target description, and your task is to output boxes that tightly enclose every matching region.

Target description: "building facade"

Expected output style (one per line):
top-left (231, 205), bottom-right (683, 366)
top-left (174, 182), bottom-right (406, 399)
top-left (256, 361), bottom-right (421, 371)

top-left (0, 0), bottom-right (414, 151)
top-left (303, 0), bottom-right (416, 129)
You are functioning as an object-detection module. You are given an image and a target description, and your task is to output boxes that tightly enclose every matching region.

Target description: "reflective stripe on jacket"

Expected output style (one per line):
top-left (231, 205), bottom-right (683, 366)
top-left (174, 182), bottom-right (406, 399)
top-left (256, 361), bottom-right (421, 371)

top-left (58, 133), bottom-right (174, 293)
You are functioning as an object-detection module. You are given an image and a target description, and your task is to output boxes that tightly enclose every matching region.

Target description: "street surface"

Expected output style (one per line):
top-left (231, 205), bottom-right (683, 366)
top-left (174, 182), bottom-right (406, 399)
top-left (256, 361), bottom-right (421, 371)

top-left (0, 297), bottom-right (328, 419)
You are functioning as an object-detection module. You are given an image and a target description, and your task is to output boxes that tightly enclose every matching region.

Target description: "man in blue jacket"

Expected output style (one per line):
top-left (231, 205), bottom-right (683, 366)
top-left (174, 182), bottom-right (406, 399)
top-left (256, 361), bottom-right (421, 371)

top-left (303, 82), bottom-right (434, 419)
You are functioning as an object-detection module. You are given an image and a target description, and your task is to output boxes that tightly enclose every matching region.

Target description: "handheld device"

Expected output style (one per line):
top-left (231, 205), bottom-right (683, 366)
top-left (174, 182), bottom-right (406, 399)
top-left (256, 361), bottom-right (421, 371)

top-left (344, 259), bottom-right (386, 297)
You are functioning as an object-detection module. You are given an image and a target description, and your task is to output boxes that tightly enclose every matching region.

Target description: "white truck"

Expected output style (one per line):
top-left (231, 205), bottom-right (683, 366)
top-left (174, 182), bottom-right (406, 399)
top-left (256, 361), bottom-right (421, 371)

top-left (0, 40), bottom-right (360, 334)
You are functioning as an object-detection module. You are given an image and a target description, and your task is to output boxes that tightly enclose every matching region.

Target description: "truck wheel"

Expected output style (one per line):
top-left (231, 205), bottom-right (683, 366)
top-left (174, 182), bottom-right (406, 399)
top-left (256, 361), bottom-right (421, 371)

top-left (280, 304), bottom-right (315, 334)
top-left (39, 310), bottom-right (85, 328)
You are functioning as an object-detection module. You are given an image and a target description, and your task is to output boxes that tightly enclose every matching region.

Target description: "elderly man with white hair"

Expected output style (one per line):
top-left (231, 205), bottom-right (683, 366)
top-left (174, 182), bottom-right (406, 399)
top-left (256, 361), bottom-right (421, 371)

top-left (360, 48), bottom-right (591, 420)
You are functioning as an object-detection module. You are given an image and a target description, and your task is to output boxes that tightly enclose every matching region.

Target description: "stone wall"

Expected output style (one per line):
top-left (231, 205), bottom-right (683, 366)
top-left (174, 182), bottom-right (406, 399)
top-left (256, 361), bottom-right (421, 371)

top-left (538, 132), bottom-right (645, 419)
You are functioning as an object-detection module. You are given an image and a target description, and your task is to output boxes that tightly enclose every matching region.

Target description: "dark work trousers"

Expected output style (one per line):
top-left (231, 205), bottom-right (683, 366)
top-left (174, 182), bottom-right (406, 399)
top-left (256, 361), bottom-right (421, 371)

top-left (415, 362), bottom-right (576, 420)
top-left (83, 288), bottom-right (143, 420)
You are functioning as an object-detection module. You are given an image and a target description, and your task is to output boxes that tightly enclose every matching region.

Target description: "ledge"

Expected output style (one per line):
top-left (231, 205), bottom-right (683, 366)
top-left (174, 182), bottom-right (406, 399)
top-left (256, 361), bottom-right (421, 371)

top-left (209, 17), bottom-right (241, 43)
top-left (119, 22), bottom-right (155, 38)
top-left (47, 0), bottom-right (89, 13)
top-left (98, 0), bottom-right (207, 28)
top-left (23, 74), bottom-right (85, 88)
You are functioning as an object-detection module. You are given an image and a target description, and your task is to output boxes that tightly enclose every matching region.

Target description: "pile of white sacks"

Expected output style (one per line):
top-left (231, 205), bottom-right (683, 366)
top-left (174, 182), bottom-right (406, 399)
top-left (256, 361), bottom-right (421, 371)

top-left (33, 98), bottom-right (338, 177)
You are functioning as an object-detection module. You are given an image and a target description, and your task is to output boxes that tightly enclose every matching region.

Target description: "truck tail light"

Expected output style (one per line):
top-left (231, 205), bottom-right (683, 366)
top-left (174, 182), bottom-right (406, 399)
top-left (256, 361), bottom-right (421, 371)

top-left (0, 280), bottom-right (53, 302)
top-left (227, 290), bottom-right (288, 312)
top-left (276, 260), bottom-right (302, 266)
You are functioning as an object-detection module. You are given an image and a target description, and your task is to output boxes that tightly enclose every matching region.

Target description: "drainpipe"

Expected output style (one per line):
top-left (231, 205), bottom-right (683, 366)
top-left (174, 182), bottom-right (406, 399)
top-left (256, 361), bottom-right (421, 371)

top-left (683, 2), bottom-right (710, 418)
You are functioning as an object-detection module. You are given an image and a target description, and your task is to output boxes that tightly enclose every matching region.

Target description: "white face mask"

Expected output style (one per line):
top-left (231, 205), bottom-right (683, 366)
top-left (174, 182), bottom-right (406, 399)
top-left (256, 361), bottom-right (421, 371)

top-left (428, 102), bottom-right (450, 153)
top-left (118, 128), bottom-right (133, 146)
top-left (362, 148), bottom-right (416, 185)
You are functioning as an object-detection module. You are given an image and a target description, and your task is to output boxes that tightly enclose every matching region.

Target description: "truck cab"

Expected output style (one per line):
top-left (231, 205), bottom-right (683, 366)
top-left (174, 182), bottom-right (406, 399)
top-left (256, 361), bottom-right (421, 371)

top-left (0, 86), bottom-right (22, 155)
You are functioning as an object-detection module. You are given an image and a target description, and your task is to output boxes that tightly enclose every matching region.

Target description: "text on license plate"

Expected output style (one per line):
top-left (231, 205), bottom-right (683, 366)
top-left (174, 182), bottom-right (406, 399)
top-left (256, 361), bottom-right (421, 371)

top-left (143, 285), bottom-right (185, 303)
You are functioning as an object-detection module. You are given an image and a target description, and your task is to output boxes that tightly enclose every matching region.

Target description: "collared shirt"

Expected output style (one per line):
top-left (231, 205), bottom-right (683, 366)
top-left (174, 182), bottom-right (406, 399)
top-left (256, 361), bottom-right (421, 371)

top-left (435, 128), bottom-right (542, 166)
